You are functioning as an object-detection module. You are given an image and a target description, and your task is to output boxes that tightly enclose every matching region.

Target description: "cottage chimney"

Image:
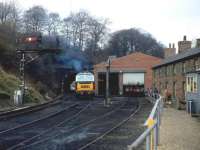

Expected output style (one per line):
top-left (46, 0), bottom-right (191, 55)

top-left (178, 35), bottom-right (192, 53)
top-left (169, 43), bottom-right (171, 48)
top-left (183, 35), bottom-right (187, 41)
top-left (172, 43), bottom-right (175, 48)
top-left (196, 39), bottom-right (200, 48)
top-left (164, 43), bottom-right (176, 58)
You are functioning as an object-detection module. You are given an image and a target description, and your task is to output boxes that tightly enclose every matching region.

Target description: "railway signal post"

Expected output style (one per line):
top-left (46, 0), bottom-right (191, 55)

top-left (15, 33), bottom-right (62, 105)
top-left (105, 58), bottom-right (111, 107)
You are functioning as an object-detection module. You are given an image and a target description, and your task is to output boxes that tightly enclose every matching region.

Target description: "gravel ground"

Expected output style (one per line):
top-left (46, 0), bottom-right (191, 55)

top-left (158, 108), bottom-right (200, 150)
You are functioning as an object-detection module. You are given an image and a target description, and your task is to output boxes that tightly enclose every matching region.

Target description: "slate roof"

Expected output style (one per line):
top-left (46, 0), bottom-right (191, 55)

top-left (153, 48), bottom-right (200, 68)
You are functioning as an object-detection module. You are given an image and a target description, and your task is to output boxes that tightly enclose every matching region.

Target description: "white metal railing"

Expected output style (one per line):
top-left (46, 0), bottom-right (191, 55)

top-left (128, 95), bottom-right (163, 150)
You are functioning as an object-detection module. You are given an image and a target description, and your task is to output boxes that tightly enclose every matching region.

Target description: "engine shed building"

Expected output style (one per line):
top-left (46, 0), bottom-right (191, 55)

top-left (94, 52), bottom-right (162, 96)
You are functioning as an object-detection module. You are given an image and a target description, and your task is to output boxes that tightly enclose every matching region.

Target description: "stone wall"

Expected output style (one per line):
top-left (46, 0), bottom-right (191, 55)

top-left (153, 56), bottom-right (200, 109)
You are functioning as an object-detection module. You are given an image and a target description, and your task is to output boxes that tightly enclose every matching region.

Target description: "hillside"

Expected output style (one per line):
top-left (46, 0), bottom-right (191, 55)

top-left (0, 67), bottom-right (44, 110)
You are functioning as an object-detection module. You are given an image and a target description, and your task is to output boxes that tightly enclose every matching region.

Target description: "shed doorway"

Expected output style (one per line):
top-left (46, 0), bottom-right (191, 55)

top-left (109, 73), bottom-right (119, 96)
top-left (98, 72), bottom-right (119, 96)
top-left (123, 73), bottom-right (145, 96)
top-left (98, 73), bottom-right (106, 96)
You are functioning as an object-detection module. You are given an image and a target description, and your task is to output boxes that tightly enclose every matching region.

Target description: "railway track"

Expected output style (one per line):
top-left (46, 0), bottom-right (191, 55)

top-left (0, 95), bottom-right (64, 120)
top-left (0, 100), bottom-right (91, 150)
top-left (0, 96), bottom-right (74, 132)
top-left (5, 99), bottom-right (123, 150)
top-left (15, 97), bottom-right (141, 150)
top-left (0, 95), bottom-right (81, 132)
top-left (78, 100), bottom-right (141, 150)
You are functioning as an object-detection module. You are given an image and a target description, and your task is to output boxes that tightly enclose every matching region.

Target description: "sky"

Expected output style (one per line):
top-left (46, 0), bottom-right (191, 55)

top-left (5, 0), bottom-right (200, 47)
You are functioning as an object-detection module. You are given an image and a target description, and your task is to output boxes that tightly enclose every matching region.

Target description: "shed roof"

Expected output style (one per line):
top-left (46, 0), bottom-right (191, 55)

top-left (94, 52), bottom-right (162, 69)
top-left (153, 48), bottom-right (200, 68)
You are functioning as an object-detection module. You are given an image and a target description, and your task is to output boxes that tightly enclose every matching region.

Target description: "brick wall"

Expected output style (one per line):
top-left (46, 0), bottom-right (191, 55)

top-left (94, 52), bottom-right (162, 95)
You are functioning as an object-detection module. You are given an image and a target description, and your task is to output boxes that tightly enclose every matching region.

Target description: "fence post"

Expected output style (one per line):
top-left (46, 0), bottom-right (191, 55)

top-left (157, 101), bottom-right (160, 145)
top-left (146, 135), bottom-right (150, 150)
top-left (189, 100), bottom-right (192, 116)
top-left (154, 126), bottom-right (158, 150)
top-left (158, 100), bottom-right (161, 125)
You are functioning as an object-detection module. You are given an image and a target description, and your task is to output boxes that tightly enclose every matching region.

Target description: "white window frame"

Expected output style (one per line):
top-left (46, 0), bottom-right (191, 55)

top-left (186, 74), bottom-right (197, 93)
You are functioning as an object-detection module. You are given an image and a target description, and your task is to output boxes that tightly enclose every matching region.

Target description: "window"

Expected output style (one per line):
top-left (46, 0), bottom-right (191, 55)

top-left (186, 74), bottom-right (197, 93)
top-left (165, 82), bottom-right (168, 89)
top-left (191, 77), bottom-right (193, 91)
top-left (182, 62), bottom-right (186, 73)
top-left (159, 82), bottom-right (162, 90)
top-left (183, 81), bottom-right (186, 100)
top-left (161, 68), bottom-right (165, 77)
top-left (159, 69), bottom-right (161, 77)
top-left (155, 69), bottom-right (159, 78)
top-left (164, 67), bottom-right (167, 76)
top-left (194, 79), bottom-right (197, 91)
top-left (173, 64), bottom-right (176, 75)
top-left (177, 63), bottom-right (181, 74)
top-left (167, 65), bottom-right (171, 76)
top-left (194, 59), bottom-right (198, 70)
top-left (173, 81), bottom-right (176, 98)
top-left (166, 66), bottom-right (169, 76)
top-left (153, 70), bottom-right (156, 78)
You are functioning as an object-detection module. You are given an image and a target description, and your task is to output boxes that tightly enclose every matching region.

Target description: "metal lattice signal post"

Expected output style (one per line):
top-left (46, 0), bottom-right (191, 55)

top-left (19, 51), bottom-right (26, 101)
top-left (15, 34), bottom-right (62, 105)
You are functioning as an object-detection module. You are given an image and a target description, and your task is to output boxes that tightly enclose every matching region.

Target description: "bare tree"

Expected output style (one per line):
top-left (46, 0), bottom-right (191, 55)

top-left (85, 18), bottom-right (109, 63)
top-left (0, 1), bottom-right (20, 29)
top-left (0, 2), bottom-right (12, 24)
top-left (62, 10), bottom-right (109, 53)
top-left (62, 11), bottom-right (90, 50)
top-left (23, 6), bottom-right (47, 33)
top-left (46, 12), bottom-right (60, 36)
top-left (75, 11), bottom-right (90, 50)
top-left (88, 18), bottom-right (109, 49)
top-left (62, 17), bottom-right (73, 47)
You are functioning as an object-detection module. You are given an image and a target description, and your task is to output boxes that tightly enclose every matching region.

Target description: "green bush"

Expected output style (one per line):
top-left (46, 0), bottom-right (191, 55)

top-left (24, 87), bottom-right (44, 103)
top-left (0, 67), bottom-right (44, 104)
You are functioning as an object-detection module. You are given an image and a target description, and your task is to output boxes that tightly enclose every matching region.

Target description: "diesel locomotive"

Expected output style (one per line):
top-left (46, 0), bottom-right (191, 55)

top-left (75, 72), bottom-right (95, 97)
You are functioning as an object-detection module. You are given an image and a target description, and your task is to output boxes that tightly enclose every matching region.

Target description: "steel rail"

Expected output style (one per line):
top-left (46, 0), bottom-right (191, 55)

top-left (78, 100), bottom-right (141, 150)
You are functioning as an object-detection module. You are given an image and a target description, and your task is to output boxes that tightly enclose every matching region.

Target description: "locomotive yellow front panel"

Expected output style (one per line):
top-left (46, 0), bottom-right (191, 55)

top-left (76, 83), bottom-right (94, 91)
